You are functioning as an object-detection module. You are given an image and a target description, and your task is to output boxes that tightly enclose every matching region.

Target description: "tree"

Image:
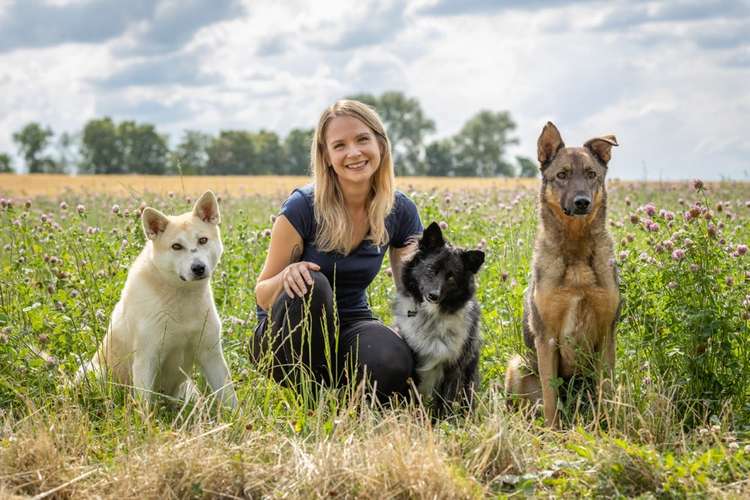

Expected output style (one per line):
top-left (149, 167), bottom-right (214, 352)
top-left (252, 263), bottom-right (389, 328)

top-left (451, 110), bottom-right (518, 177)
top-left (516, 155), bottom-right (538, 178)
top-left (12, 122), bottom-right (57, 173)
top-left (252, 130), bottom-right (284, 174)
top-left (347, 91), bottom-right (435, 176)
top-left (206, 131), bottom-right (256, 175)
top-left (424, 139), bottom-right (456, 176)
top-left (283, 128), bottom-right (314, 175)
top-left (0, 153), bottom-right (13, 173)
top-left (116, 121), bottom-right (169, 174)
top-left (170, 130), bottom-right (212, 175)
top-left (80, 117), bottom-right (122, 174)
top-left (55, 132), bottom-right (79, 174)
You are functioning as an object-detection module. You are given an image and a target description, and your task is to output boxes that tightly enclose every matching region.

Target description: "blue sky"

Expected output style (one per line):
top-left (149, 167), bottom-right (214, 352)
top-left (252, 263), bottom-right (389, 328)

top-left (0, 0), bottom-right (748, 179)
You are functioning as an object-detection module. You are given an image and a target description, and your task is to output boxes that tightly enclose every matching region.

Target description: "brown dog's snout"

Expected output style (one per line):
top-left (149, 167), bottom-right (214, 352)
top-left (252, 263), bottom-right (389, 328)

top-left (574, 195), bottom-right (591, 213)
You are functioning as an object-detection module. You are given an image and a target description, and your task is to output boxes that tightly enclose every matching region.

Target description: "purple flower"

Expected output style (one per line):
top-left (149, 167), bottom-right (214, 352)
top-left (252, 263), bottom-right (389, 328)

top-left (643, 203), bottom-right (657, 216)
top-left (693, 179), bottom-right (704, 190)
top-left (438, 220), bottom-right (448, 230)
top-left (76, 204), bottom-right (85, 214)
top-left (111, 204), bottom-right (120, 214)
top-left (738, 244), bottom-right (748, 256)
top-left (648, 222), bottom-right (660, 232)
top-left (672, 249), bottom-right (686, 261)
top-left (59, 201), bottom-right (68, 210)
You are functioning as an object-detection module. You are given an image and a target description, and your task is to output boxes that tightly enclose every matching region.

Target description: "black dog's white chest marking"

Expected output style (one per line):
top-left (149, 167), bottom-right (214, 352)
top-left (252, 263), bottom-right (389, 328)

top-left (395, 293), bottom-right (473, 396)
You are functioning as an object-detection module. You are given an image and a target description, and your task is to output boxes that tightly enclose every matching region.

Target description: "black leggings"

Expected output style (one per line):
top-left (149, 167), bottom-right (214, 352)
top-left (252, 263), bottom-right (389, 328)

top-left (251, 271), bottom-right (415, 400)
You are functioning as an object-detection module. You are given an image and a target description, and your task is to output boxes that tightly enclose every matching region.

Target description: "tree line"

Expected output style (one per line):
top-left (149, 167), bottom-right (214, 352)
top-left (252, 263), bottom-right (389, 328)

top-left (1, 91), bottom-right (537, 177)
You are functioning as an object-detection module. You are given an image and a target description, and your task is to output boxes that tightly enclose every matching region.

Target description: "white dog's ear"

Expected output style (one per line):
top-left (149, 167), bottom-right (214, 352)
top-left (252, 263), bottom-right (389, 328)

top-left (193, 191), bottom-right (221, 225)
top-left (142, 207), bottom-right (169, 240)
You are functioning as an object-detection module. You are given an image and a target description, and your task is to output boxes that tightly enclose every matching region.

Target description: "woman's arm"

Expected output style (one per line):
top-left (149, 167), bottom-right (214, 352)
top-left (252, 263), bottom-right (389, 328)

top-left (255, 215), bottom-right (320, 311)
top-left (388, 240), bottom-right (418, 293)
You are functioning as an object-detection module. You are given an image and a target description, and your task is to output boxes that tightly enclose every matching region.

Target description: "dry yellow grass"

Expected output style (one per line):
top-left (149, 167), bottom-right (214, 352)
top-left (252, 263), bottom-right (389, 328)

top-left (0, 174), bottom-right (535, 198)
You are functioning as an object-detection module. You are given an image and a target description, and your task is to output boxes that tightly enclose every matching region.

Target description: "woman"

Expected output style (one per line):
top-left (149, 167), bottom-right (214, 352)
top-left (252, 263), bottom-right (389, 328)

top-left (252, 99), bottom-right (422, 401)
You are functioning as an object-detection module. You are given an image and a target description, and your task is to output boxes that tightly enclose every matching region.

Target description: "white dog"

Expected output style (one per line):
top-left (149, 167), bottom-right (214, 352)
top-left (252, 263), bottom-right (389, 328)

top-left (77, 191), bottom-right (238, 408)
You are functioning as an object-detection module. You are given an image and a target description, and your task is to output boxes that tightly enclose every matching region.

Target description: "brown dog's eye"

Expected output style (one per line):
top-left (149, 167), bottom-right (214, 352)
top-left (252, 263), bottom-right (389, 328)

top-left (171, 243), bottom-right (183, 250)
top-left (556, 171), bottom-right (568, 180)
top-left (198, 237), bottom-right (208, 245)
top-left (586, 170), bottom-right (596, 179)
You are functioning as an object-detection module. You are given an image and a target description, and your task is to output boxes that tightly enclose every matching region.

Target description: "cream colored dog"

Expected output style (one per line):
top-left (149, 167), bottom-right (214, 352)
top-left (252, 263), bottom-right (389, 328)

top-left (76, 191), bottom-right (238, 408)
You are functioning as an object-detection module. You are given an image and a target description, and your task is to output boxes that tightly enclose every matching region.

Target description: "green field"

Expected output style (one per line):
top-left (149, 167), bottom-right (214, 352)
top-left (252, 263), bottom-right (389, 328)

top-left (1, 179), bottom-right (749, 498)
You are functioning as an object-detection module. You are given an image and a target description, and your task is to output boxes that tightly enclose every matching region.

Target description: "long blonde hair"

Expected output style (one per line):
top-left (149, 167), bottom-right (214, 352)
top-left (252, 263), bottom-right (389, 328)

top-left (311, 99), bottom-right (395, 255)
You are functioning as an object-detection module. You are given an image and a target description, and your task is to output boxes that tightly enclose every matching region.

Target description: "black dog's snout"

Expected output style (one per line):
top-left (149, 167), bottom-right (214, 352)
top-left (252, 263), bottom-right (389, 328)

top-left (426, 292), bottom-right (440, 302)
top-left (191, 262), bottom-right (206, 276)
top-left (574, 196), bottom-right (591, 211)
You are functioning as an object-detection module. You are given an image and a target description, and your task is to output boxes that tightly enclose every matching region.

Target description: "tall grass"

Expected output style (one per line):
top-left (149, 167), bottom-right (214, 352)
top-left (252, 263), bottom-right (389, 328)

top-left (0, 180), bottom-right (749, 497)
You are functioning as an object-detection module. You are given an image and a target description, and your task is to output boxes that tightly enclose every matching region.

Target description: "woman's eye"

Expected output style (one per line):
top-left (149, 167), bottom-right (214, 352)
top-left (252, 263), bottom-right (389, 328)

top-left (198, 237), bottom-right (208, 245)
top-left (358, 137), bottom-right (369, 143)
top-left (334, 144), bottom-right (344, 150)
top-left (556, 171), bottom-right (568, 180)
top-left (171, 243), bottom-right (183, 250)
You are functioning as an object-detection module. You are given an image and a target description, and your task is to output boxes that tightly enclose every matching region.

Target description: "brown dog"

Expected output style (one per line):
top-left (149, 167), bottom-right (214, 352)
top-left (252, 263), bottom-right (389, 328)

top-left (505, 122), bottom-right (621, 427)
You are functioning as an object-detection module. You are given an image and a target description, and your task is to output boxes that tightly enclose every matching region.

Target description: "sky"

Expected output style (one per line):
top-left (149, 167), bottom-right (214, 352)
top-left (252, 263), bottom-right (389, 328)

top-left (0, 0), bottom-right (748, 180)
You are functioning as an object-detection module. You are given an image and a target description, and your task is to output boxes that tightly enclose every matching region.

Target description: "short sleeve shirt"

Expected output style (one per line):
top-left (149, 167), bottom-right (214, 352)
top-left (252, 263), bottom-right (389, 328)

top-left (257, 184), bottom-right (422, 320)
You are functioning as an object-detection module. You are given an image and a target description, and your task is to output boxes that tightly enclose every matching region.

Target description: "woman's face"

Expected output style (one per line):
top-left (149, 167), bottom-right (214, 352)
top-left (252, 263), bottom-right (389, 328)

top-left (325, 115), bottom-right (382, 190)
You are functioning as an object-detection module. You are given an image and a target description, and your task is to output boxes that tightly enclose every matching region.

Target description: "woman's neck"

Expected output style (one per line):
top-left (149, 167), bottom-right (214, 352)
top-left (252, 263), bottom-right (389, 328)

top-left (340, 182), bottom-right (370, 214)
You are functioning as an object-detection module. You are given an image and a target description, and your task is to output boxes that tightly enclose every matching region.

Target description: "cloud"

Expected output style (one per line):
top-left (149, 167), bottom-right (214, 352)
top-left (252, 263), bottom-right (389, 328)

top-left (0, 0), bottom-right (155, 52)
top-left (118, 0), bottom-right (244, 55)
top-left (309, 1), bottom-right (407, 50)
top-left (0, 0), bottom-right (243, 55)
top-left (594, 0), bottom-right (750, 31)
top-left (417, 0), bottom-right (582, 16)
top-left (95, 51), bottom-right (221, 89)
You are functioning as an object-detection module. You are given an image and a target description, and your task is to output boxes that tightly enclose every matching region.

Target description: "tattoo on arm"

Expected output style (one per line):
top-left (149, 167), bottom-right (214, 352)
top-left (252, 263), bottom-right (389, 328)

top-left (290, 244), bottom-right (302, 263)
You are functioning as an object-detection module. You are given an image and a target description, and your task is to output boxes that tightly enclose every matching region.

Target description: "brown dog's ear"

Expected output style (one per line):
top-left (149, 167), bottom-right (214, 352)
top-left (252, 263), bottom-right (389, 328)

top-left (584, 135), bottom-right (618, 166)
top-left (193, 191), bottom-right (221, 225)
top-left (537, 122), bottom-right (565, 168)
top-left (142, 208), bottom-right (169, 240)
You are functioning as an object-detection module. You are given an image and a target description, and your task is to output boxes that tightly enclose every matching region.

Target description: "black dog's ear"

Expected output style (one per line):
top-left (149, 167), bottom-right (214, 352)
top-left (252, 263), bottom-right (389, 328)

top-left (584, 135), bottom-right (618, 166)
top-left (420, 222), bottom-right (445, 251)
top-left (462, 249), bottom-right (485, 274)
top-left (537, 121), bottom-right (565, 169)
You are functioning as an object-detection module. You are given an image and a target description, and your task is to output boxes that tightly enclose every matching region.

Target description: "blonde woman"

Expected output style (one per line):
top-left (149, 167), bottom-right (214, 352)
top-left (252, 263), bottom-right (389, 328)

top-left (252, 99), bottom-right (422, 400)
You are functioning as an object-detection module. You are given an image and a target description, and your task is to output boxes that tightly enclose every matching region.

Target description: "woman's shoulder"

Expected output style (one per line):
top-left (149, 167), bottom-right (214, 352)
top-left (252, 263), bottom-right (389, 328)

top-left (392, 189), bottom-right (418, 214)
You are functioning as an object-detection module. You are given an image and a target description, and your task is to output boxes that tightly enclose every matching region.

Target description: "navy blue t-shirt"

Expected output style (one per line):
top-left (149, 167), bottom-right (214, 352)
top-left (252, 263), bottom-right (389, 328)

top-left (257, 184), bottom-right (422, 320)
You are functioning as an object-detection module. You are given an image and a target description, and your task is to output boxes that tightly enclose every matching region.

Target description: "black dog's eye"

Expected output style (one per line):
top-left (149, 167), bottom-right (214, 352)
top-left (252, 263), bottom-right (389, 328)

top-left (198, 237), bottom-right (208, 245)
top-left (556, 170), bottom-right (568, 180)
top-left (171, 243), bottom-right (183, 250)
top-left (586, 170), bottom-right (596, 179)
top-left (446, 274), bottom-right (455, 282)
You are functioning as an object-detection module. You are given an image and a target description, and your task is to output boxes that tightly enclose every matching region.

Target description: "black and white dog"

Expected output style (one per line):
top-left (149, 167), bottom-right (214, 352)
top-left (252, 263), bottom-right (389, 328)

top-left (394, 222), bottom-right (485, 415)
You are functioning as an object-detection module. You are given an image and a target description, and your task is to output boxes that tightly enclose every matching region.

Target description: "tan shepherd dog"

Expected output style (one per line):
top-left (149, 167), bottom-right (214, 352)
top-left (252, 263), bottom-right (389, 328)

top-left (505, 122), bottom-right (621, 427)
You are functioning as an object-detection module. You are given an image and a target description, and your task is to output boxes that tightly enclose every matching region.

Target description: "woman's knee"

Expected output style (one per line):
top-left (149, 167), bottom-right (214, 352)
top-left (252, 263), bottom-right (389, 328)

top-left (355, 327), bottom-right (414, 394)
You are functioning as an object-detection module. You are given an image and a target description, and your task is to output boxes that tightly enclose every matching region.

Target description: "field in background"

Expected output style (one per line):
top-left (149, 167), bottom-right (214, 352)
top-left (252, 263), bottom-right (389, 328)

top-left (1, 178), bottom-right (749, 498)
top-left (0, 173), bottom-right (536, 197)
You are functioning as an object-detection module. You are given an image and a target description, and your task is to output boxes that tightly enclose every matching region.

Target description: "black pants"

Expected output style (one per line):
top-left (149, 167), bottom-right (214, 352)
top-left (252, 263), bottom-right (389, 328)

top-left (251, 271), bottom-right (415, 400)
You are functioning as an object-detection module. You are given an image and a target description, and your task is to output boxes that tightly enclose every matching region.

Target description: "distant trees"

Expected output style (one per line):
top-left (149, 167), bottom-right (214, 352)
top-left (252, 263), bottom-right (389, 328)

top-left (0, 152), bottom-right (12, 173)
top-left (80, 118), bottom-right (168, 174)
top-left (283, 128), bottom-right (314, 175)
top-left (12, 122), bottom-right (58, 173)
top-left (8, 91), bottom-right (538, 176)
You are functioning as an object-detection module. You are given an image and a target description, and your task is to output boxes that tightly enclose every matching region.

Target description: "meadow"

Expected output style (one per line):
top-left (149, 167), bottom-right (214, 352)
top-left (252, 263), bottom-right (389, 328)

top-left (1, 174), bottom-right (749, 498)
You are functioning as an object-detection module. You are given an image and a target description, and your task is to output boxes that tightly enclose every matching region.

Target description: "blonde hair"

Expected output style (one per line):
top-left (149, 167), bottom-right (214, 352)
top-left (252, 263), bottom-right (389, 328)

top-left (310, 99), bottom-right (395, 255)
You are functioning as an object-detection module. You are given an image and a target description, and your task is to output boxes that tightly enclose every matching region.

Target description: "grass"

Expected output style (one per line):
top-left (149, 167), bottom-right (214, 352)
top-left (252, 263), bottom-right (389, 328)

top-left (1, 176), bottom-right (749, 498)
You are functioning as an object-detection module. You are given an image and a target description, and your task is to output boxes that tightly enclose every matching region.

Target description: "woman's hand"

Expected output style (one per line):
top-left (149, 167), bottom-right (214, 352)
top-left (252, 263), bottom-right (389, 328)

top-left (281, 261), bottom-right (321, 298)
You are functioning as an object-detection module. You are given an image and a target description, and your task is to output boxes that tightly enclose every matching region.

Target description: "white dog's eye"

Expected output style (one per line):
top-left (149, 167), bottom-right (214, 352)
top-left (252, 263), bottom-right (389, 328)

top-left (198, 237), bottom-right (208, 245)
top-left (171, 243), bottom-right (183, 250)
